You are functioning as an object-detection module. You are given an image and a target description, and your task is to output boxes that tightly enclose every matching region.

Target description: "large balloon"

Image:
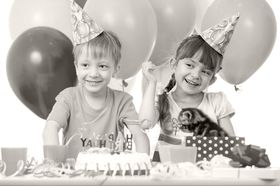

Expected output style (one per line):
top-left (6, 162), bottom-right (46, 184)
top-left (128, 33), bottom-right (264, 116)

top-left (149, 0), bottom-right (196, 65)
top-left (202, 0), bottom-right (277, 85)
top-left (6, 27), bottom-right (76, 119)
top-left (193, 0), bottom-right (214, 31)
top-left (9, 0), bottom-right (72, 40)
top-left (84, 0), bottom-right (157, 79)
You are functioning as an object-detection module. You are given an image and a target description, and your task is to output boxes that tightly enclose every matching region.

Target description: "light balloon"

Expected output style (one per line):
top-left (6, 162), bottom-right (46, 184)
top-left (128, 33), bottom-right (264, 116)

top-left (84, 0), bottom-right (157, 79)
top-left (149, 0), bottom-right (196, 65)
top-left (202, 0), bottom-right (277, 85)
top-left (9, 0), bottom-right (72, 40)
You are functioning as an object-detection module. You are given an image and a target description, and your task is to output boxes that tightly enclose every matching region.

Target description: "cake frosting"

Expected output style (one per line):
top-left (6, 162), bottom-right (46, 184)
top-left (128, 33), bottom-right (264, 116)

top-left (75, 148), bottom-right (151, 176)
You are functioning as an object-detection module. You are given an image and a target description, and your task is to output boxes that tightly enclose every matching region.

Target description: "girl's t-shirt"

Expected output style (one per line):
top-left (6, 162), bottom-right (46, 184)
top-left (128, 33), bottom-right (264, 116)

top-left (47, 85), bottom-right (138, 158)
top-left (157, 90), bottom-right (235, 144)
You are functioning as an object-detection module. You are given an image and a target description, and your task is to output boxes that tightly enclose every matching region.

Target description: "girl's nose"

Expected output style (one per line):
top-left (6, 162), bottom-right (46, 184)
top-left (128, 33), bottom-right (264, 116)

top-left (190, 68), bottom-right (200, 79)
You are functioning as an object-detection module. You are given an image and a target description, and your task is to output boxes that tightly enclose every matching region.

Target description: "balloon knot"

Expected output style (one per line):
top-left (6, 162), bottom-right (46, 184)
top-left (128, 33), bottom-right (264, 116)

top-left (234, 85), bottom-right (240, 91)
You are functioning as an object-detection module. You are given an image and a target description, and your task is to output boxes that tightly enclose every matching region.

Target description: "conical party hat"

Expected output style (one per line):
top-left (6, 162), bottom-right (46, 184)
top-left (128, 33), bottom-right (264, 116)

top-left (70, 0), bottom-right (104, 45)
top-left (201, 13), bottom-right (240, 55)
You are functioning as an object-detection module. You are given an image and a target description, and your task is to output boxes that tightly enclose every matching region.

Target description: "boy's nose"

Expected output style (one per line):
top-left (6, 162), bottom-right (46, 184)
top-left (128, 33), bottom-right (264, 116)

top-left (89, 67), bottom-right (100, 77)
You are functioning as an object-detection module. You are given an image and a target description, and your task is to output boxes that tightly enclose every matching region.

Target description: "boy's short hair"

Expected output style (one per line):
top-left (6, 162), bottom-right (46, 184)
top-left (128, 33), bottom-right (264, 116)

top-left (73, 31), bottom-right (121, 66)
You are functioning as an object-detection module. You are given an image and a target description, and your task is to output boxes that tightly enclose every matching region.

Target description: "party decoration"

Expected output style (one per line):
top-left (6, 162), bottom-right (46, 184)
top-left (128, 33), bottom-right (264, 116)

top-left (84, 0), bottom-right (157, 79)
top-left (74, 0), bottom-right (87, 8)
top-left (6, 27), bottom-right (76, 119)
top-left (230, 144), bottom-right (271, 168)
top-left (202, 0), bottom-right (277, 85)
top-left (70, 0), bottom-right (104, 45)
top-left (149, 0), bottom-right (196, 65)
top-left (201, 13), bottom-right (240, 55)
top-left (9, 0), bottom-right (72, 40)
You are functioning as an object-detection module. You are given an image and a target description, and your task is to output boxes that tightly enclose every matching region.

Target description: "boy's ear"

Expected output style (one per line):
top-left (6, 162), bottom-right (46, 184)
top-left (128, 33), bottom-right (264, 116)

top-left (113, 64), bottom-right (120, 78)
top-left (210, 76), bottom-right (217, 85)
top-left (74, 61), bottom-right (79, 75)
top-left (169, 57), bottom-right (177, 72)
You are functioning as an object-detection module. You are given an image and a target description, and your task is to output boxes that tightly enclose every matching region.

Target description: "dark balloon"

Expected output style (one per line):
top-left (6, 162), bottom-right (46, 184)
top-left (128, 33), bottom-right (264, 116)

top-left (6, 27), bottom-right (76, 119)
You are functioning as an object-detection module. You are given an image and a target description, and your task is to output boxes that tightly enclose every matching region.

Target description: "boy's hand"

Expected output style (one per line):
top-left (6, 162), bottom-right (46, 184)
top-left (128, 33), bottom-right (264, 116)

top-left (142, 61), bottom-right (157, 83)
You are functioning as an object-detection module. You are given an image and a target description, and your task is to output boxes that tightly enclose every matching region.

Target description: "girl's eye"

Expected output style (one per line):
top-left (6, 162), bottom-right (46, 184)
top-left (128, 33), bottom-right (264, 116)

top-left (202, 70), bottom-right (213, 76)
top-left (185, 63), bottom-right (193, 68)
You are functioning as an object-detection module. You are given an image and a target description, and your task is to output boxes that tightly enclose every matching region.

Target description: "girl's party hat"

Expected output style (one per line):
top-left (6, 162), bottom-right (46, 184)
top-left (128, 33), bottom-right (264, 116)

top-left (201, 13), bottom-right (240, 55)
top-left (70, 0), bottom-right (104, 45)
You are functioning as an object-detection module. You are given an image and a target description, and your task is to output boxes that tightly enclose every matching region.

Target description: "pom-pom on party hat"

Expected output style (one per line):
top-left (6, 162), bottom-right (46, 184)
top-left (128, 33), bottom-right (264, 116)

top-left (70, 0), bottom-right (104, 45)
top-left (201, 13), bottom-right (240, 55)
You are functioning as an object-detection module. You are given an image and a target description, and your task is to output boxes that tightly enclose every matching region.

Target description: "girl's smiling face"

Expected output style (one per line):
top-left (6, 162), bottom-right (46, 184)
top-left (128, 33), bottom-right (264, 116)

top-left (173, 49), bottom-right (216, 95)
top-left (75, 49), bottom-right (117, 94)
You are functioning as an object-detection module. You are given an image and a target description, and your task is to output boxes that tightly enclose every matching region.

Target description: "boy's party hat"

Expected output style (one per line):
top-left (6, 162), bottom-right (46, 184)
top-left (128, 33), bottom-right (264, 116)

top-left (70, 0), bottom-right (104, 45)
top-left (201, 13), bottom-right (240, 55)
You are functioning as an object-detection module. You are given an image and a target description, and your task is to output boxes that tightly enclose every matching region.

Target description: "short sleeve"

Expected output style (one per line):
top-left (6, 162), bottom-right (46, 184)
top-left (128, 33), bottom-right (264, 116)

top-left (118, 94), bottom-right (138, 121)
top-left (213, 92), bottom-right (235, 119)
top-left (47, 88), bottom-right (72, 129)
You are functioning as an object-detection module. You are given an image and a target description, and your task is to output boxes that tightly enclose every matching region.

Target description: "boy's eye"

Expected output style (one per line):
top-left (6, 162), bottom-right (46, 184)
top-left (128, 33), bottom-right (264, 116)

top-left (99, 64), bottom-right (109, 70)
top-left (80, 63), bottom-right (89, 68)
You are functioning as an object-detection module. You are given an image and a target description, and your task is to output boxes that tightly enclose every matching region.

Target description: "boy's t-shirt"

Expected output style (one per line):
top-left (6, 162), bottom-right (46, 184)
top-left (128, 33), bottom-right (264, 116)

top-left (47, 85), bottom-right (138, 158)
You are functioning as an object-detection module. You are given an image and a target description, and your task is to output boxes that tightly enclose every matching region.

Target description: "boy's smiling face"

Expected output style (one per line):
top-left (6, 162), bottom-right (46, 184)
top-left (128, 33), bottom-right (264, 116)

top-left (75, 49), bottom-right (118, 94)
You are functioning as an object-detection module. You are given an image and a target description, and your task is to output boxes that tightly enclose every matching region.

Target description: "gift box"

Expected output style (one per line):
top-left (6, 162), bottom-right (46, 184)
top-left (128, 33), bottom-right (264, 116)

top-left (185, 136), bottom-right (245, 161)
top-left (158, 145), bottom-right (197, 163)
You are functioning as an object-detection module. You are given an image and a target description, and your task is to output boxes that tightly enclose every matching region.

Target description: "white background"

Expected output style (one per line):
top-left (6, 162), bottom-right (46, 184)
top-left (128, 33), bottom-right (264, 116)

top-left (1, 0), bottom-right (280, 166)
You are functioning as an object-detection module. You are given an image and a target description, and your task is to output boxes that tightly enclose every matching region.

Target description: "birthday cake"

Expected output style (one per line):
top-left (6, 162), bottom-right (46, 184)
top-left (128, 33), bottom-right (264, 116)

top-left (75, 148), bottom-right (151, 176)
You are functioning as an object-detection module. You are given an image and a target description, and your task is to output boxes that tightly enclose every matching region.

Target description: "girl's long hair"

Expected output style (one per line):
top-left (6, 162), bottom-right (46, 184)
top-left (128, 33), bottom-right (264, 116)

top-left (158, 35), bottom-right (223, 133)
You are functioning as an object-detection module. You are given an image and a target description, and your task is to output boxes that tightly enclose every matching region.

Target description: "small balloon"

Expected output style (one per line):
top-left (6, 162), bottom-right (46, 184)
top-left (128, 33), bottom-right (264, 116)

top-left (202, 0), bottom-right (277, 85)
top-left (6, 27), bottom-right (76, 119)
top-left (149, 0), bottom-right (196, 65)
top-left (84, 0), bottom-right (157, 79)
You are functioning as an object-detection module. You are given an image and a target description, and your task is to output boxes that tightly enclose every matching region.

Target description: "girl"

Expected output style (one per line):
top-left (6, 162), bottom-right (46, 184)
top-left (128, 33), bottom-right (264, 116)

top-left (140, 14), bottom-right (239, 161)
top-left (43, 1), bottom-right (149, 159)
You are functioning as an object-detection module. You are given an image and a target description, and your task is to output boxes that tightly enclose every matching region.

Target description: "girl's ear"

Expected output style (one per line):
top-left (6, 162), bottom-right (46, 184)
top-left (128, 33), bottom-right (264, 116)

top-left (112, 64), bottom-right (120, 78)
top-left (169, 57), bottom-right (177, 72)
top-left (210, 76), bottom-right (217, 85)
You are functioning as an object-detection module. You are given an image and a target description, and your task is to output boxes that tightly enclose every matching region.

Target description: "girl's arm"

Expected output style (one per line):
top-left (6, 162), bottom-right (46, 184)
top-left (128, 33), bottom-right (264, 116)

top-left (126, 125), bottom-right (150, 155)
top-left (42, 120), bottom-right (61, 145)
top-left (139, 61), bottom-right (159, 129)
top-left (218, 116), bottom-right (235, 136)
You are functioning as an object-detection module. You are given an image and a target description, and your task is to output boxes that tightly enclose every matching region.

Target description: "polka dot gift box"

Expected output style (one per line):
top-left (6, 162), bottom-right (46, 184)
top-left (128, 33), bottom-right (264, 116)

top-left (185, 136), bottom-right (245, 161)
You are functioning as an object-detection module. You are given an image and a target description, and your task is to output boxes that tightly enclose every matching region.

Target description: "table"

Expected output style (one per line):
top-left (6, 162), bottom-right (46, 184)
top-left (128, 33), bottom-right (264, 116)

top-left (0, 176), bottom-right (279, 186)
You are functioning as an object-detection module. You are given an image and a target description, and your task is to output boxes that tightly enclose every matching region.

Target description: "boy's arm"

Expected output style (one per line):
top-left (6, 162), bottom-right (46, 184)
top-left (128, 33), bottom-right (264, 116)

top-left (42, 120), bottom-right (61, 145)
top-left (218, 116), bottom-right (235, 136)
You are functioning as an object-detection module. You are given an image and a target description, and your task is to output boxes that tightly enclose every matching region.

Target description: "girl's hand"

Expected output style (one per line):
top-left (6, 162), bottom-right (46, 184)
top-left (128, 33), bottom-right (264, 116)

top-left (142, 61), bottom-right (157, 83)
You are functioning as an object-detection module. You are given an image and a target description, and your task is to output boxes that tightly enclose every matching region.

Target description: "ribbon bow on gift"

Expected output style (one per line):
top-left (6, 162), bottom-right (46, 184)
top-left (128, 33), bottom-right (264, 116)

top-left (230, 144), bottom-right (271, 168)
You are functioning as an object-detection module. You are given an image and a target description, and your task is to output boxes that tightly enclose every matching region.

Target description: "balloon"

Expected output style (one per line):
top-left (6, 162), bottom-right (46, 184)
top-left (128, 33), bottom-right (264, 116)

top-left (202, 0), bottom-right (277, 85)
top-left (6, 27), bottom-right (76, 119)
top-left (84, 0), bottom-right (157, 79)
top-left (193, 0), bottom-right (214, 31)
top-left (9, 0), bottom-right (72, 40)
top-left (149, 0), bottom-right (196, 65)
